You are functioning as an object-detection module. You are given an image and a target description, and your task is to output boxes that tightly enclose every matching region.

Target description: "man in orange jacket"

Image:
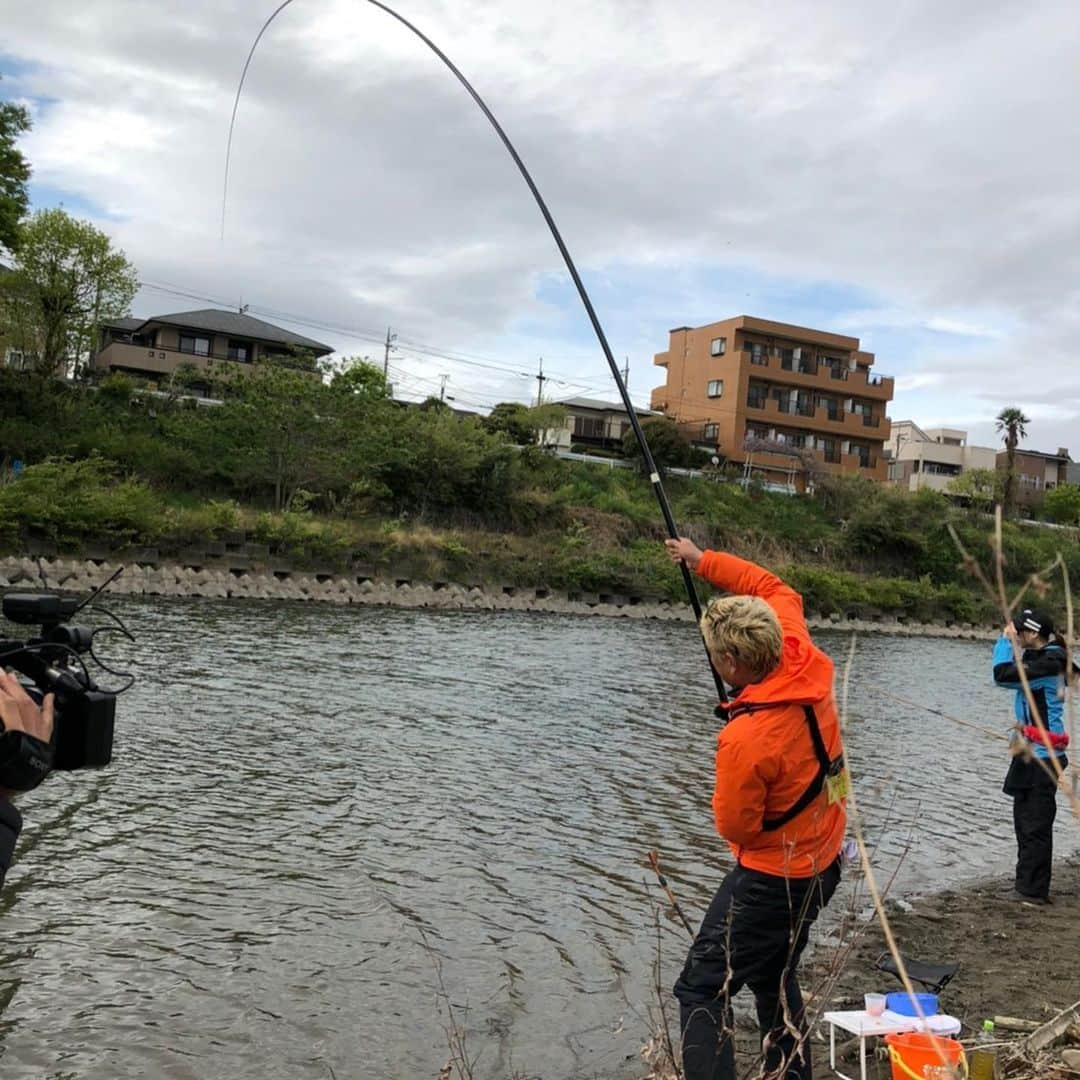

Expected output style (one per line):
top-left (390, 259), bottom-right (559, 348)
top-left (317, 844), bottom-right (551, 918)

top-left (665, 538), bottom-right (847, 1080)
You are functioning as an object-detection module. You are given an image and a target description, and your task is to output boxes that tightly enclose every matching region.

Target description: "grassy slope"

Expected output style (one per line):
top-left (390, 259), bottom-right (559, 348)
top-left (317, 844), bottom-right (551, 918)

top-left (3, 455), bottom-right (1078, 625)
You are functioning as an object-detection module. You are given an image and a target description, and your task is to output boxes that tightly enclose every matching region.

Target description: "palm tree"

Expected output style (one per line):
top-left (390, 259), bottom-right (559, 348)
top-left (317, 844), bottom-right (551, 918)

top-left (995, 407), bottom-right (1030, 518)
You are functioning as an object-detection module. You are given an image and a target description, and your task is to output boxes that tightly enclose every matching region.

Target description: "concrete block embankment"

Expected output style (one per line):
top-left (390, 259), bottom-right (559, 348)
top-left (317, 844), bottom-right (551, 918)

top-left (0, 555), bottom-right (997, 638)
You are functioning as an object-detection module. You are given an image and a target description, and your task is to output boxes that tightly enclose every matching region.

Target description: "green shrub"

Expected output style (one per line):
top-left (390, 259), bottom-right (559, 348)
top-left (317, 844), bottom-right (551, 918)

top-left (0, 455), bottom-right (163, 548)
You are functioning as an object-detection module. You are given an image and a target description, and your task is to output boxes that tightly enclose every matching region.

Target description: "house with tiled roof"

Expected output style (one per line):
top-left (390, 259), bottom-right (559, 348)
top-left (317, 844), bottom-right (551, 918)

top-left (93, 308), bottom-right (334, 385)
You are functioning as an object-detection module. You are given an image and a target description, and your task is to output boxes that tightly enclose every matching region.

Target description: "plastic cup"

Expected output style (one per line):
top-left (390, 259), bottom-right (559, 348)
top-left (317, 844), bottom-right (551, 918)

top-left (865, 992), bottom-right (886, 1016)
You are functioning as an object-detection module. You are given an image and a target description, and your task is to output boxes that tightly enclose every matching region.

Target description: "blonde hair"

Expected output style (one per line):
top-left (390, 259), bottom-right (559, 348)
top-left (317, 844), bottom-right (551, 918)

top-left (700, 595), bottom-right (783, 681)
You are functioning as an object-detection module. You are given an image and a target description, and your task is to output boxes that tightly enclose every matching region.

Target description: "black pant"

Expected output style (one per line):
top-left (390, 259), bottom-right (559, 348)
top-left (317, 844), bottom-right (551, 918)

top-left (673, 858), bottom-right (841, 1080)
top-left (1004, 754), bottom-right (1066, 900)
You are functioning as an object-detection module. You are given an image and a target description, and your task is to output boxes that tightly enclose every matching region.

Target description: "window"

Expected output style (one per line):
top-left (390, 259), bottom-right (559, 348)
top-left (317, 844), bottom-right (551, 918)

top-left (707, 379), bottom-right (724, 398)
top-left (573, 416), bottom-right (606, 439)
top-left (703, 423), bottom-right (719, 441)
top-left (817, 394), bottom-right (840, 421)
top-left (179, 333), bottom-right (211, 357)
top-left (710, 337), bottom-right (726, 356)
top-left (228, 339), bottom-right (252, 362)
top-left (821, 355), bottom-right (849, 380)
top-left (746, 341), bottom-right (768, 365)
top-left (780, 346), bottom-right (816, 374)
top-left (922, 461), bottom-right (961, 476)
top-left (746, 382), bottom-right (767, 409)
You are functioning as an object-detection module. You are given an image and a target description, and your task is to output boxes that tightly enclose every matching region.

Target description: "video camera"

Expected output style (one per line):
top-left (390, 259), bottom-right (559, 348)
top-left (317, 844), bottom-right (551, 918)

top-left (0, 586), bottom-right (129, 792)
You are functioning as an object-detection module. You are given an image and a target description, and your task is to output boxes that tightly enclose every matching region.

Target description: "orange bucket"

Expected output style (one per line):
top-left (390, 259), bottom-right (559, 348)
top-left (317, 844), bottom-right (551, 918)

top-left (885, 1031), bottom-right (966, 1079)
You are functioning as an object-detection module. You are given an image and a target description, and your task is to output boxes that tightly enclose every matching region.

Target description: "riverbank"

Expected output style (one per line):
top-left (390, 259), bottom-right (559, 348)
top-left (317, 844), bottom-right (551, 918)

top-left (801, 856), bottom-right (1080, 1078)
top-left (0, 554), bottom-right (1001, 640)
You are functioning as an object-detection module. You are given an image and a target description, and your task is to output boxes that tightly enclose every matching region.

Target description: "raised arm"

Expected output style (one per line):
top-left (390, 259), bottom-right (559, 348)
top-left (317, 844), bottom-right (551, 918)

top-left (992, 633), bottom-right (1066, 687)
top-left (664, 539), bottom-right (807, 639)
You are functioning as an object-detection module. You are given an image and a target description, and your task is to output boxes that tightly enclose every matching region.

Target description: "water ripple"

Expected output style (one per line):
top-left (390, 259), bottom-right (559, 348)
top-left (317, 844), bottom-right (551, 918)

top-left (0, 601), bottom-right (1073, 1078)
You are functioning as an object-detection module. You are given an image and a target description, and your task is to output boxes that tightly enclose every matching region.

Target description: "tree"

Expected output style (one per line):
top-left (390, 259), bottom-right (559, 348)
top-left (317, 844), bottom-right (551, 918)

top-left (329, 357), bottom-right (389, 400)
top-left (526, 402), bottom-right (567, 448)
top-left (1043, 483), bottom-right (1080, 526)
top-left (946, 468), bottom-right (1002, 515)
top-left (0, 79), bottom-right (31, 253)
top-left (484, 401), bottom-right (567, 446)
top-left (214, 361), bottom-right (340, 511)
top-left (0, 208), bottom-right (138, 374)
top-left (621, 416), bottom-right (691, 472)
top-left (995, 407), bottom-right (1030, 519)
top-left (484, 401), bottom-right (533, 444)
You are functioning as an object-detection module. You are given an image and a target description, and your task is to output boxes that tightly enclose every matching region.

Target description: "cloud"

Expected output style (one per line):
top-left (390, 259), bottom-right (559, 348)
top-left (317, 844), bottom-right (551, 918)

top-left (2, 0), bottom-right (1079, 450)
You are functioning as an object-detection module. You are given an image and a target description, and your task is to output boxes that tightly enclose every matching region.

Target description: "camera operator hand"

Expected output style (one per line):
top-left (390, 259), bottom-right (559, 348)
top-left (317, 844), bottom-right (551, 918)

top-left (0, 670), bottom-right (55, 748)
top-left (0, 671), bottom-right (54, 888)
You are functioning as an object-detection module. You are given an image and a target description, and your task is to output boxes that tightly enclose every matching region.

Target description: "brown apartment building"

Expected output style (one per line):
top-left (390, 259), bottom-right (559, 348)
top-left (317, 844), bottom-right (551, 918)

top-left (650, 315), bottom-right (894, 489)
top-left (999, 447), bottom-right (1072, 509)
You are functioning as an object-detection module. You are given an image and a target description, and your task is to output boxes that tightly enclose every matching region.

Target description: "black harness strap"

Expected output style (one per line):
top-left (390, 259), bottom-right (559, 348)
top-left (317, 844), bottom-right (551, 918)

top-left (723, 701), bottom-right (843, 832)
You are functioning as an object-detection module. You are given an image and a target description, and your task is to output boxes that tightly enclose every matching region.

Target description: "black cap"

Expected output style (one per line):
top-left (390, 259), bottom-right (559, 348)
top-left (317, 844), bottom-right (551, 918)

top-left (1014, 608), bottom-right (1054, 637)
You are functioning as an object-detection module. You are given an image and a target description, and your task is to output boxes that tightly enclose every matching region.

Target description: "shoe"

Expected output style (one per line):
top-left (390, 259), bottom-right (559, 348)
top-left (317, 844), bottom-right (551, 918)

top-left (1019, 892), bottom-right (1052, 906)
top-left (1004, 889), bottom-right (1052, 905)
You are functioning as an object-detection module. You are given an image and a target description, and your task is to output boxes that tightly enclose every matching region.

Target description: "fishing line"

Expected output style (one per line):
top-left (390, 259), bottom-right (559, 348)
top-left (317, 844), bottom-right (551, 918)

top-left (222, 0), bottom-right (726, 702)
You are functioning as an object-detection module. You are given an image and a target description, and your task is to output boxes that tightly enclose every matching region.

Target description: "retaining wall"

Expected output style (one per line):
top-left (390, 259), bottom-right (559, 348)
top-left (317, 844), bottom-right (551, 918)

top-left (0, 555), bottom-right (999, 640)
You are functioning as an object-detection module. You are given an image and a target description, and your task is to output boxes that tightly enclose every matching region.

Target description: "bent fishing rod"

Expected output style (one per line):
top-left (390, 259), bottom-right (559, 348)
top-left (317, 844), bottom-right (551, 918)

top-left (223, 0), bottom-right (726, 703)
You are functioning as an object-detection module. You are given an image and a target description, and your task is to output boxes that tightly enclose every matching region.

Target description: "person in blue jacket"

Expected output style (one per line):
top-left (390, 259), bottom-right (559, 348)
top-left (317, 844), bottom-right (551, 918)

top-left (992, 607), bottom-right (1073, 903)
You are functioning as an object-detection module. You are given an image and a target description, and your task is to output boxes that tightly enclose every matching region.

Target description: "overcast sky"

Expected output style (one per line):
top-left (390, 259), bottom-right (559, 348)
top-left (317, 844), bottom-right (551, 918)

top-left (2, 0), bottom-right (1078, 450)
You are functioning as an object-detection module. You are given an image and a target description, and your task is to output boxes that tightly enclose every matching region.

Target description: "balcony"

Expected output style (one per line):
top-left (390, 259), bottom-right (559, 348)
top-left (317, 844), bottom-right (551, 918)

top-left (855, 369), bottom-right (894, 398)
top-left (93, 340), bottom-right (318, 379)
top-left (747, 357), bottom-right (894, 401)
top-left (772, 395), bottom-right (815, 418)
top-left (743, 395), bottom-right (891, 441)
top-left (780, 359), bottom-right (819, 377)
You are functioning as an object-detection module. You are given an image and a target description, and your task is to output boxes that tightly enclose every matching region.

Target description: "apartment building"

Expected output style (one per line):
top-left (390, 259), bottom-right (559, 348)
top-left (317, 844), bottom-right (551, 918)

top-left (650, 315), bottom-right (893, 489)
top-left (887, 421), bottom-right (997, 492)
top-left (1001, 447), bottom-right (1072, 507)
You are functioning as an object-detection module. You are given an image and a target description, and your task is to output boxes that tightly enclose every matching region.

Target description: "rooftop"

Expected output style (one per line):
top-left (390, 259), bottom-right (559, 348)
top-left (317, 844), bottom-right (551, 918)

top-left (670, 314), bottom-right (861, 352)
top-left (104, 308), bottom-right (333, 355)
top-left (1008, 447), bottom-right (1072, 462)
top-left (556, 396), bottom-right (658, 415)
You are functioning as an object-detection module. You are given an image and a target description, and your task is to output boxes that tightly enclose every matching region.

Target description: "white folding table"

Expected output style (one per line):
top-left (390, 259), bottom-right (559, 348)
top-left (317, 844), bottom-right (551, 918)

top-left (821, 1009), bottom-right (961, 1080)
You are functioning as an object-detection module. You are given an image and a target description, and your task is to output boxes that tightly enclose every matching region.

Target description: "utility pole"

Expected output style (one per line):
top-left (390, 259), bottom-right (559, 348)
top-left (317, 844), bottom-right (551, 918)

top-left (535, 356), bottom-right (548, 406)
top-left (382, 326), bottom-right (397, 379)
top-left (622, 356), bottom-right (630, 391)
top-left (439, 374), bottom-right (449, 402)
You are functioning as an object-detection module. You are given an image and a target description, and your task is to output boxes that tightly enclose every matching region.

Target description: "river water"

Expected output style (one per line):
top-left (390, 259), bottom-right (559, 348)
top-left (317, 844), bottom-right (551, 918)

top-left (1, 600), bottom-right (1076, 1079)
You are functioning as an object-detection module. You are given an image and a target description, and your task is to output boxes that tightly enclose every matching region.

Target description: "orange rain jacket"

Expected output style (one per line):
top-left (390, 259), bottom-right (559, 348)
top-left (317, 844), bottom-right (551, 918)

top-left (696, 551), bottom-right (846, 878)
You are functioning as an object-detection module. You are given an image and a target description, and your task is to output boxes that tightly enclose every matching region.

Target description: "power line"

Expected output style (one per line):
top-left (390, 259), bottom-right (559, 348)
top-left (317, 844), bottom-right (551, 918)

top-left (138, 277), bottom-right (656, 409)
top-left (140, 277), bottom-right (620, 386)
top-left (142, 277), bottom-right (653, 413)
